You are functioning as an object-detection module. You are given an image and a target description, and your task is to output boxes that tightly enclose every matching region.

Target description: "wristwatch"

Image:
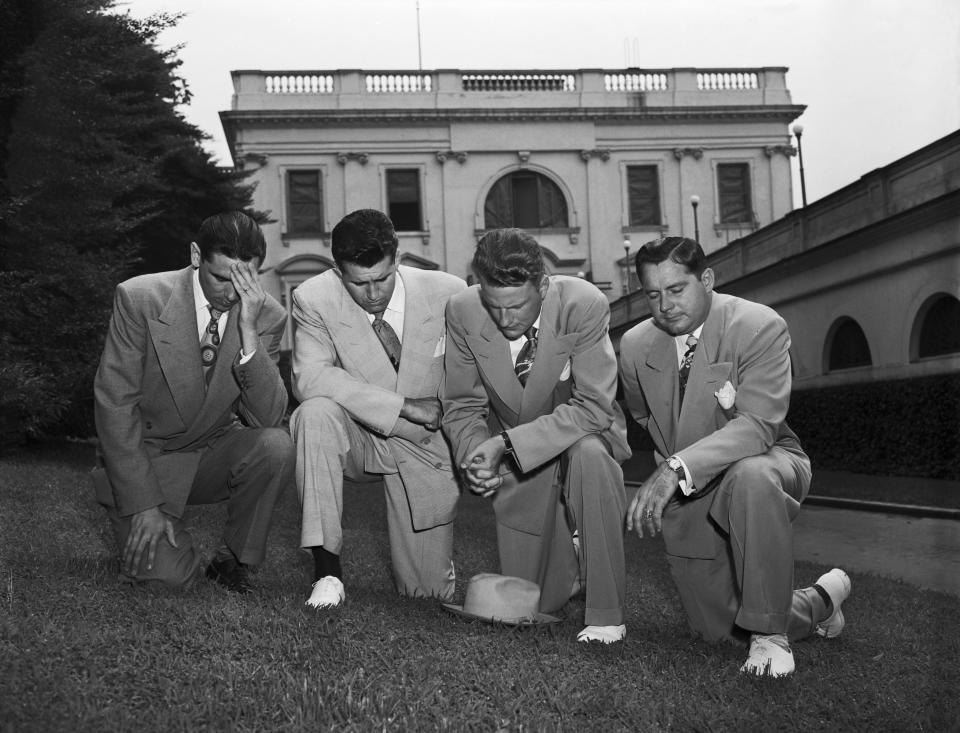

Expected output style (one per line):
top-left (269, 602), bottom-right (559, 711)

top-left (500, 430), bottom-right (515, 457)
top-left (667, 455), bottom-right (685, 481)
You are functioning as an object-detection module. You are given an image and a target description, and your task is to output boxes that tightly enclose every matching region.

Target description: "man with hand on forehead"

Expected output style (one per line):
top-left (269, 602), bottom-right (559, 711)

top-left (618, 236), bottom-right (851, 677)
top-left (93, 210), bottom-right (294, 593)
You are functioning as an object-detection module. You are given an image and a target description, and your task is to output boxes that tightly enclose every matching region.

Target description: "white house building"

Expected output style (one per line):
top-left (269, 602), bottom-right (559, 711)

top-left (220, 66), bottom-right (804, 347)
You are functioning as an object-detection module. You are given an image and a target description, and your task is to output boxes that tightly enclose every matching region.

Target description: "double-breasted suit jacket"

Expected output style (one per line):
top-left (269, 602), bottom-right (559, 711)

top-left (443, 276), bottom-right (631, 538)
top-left (93, 266), bottom-right (288, 518)
top-left (618, 292), bottom-right (809, 560)
top-left (291, 265), bottom-right (465, 531)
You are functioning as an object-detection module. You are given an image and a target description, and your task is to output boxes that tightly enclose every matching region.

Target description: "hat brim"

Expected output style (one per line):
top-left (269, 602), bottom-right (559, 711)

top-left (442, 603), bottom-right (561, 626)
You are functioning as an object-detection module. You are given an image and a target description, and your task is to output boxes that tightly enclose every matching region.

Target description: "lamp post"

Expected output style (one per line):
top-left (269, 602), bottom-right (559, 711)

top-left (622, 238), bottom-right (631, 295)
top-left (792, 123), bottom-right (808, 207)
top-left (690, 194), bottom-right (700, 242)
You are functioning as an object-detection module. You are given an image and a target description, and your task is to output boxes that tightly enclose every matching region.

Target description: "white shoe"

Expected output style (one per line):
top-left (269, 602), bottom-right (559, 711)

top-left (305, 576), bottom-right (345, 609)
top-left (577, 624), bottom-right (626, 644)
top-left (814, 568), bottom-right (851, 639)
top-left (740, 634), bottom-right (795, 677)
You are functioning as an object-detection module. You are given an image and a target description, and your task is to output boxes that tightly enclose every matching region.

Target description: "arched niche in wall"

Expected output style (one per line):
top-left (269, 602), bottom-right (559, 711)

top-left (483, 169), bottom-right (570, 230)
top-left (910, 292), bottom-right (960, 360)
top-left (823, 316), bottom-right (873, 373)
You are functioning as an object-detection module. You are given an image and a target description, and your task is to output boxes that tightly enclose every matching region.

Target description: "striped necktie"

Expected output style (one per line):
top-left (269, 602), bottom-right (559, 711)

top-left (678, 333), bottom-right (698, 404)
top-left (514, 326), bottom-right (538, 386)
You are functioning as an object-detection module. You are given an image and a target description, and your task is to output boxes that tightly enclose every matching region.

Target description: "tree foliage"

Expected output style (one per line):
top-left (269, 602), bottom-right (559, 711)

top-left (0, 0), bottom-right (258, 445)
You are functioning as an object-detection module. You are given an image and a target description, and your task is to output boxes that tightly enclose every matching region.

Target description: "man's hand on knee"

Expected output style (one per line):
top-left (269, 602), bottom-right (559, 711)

top-left (626, 463), bottom-right (679, 538)
top-left (123, 506), bottom-right (178, 575)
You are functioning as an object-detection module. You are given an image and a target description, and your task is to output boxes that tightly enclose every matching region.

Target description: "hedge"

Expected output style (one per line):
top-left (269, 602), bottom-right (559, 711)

top-left (788, 372), bottom-right (960, 480)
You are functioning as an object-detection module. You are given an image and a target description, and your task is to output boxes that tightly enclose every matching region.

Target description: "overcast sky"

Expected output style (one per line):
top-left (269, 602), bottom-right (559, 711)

top-left (122, 0), bottom-right (959, 207)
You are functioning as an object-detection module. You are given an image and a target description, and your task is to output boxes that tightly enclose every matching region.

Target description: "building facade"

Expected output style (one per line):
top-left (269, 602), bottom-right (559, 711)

top-left (220, 67), bottom-right (804, 347)
top-left (610, 129), bottom-right (960, 388)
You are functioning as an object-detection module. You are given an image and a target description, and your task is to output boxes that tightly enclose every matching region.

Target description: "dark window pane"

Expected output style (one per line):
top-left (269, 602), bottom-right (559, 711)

top-left (828, 318), bottom-right (872, 371)
top-left (717, 163), bottom-right (752, 223)
top-left (483, 171), bottom-right (568, 229)
top-left (512, 175), bottom-right (539, 228)
top-left (918, 295), bottom-right (960, 357)
top-left (287, 170), bottom-right (322, 233)
top-left (627, 166), bottom-right (661, 226)
top-left (387, 169), bottom-right (422, 231)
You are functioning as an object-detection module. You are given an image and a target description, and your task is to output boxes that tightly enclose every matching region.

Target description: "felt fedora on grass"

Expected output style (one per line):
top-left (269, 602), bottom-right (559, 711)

top-left (442, 573), bottom-right (561, 625)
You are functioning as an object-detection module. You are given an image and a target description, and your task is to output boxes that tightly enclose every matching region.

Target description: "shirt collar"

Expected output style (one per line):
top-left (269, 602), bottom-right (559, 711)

top-left (192, 267), bottom-right (209, 314)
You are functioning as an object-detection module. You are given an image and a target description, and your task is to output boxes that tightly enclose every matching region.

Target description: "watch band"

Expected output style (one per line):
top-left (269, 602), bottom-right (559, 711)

top-left (500, 430), bottom-right (514, 456)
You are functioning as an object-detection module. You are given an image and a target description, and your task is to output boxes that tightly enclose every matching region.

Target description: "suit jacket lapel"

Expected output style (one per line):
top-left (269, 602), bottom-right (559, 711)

top-left (397, 272), bottom-right (438, 395)
top-left (466, 316), bottom-right (523, 419)
top-left (677, 296), bottom-right (729, 447)
top-left (639, 328), bottom-right (680, 456)
top-left (518, 284), bottom-right (577, 422)
top-left (148, 267), bottom-right (204, 426)
top-left (336, 279), bottom-right (399, 390)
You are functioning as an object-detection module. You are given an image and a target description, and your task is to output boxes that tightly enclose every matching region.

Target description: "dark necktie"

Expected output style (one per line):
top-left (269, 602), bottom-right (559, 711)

top-left (200, 306), bottom-right (222, 387)
top-left (372, 312), bottom-right (402, 371)
top-left (514, 326), bottom-right (538, 386)
top-left (678, 333), bottom-right (699, 404)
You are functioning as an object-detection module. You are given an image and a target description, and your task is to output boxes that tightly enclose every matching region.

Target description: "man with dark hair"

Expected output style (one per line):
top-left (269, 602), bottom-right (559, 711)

top-left (443, 228), bottom-right (631, 644)
top-left (619, 236), bottom-right (851, 676)
top-left (290, 208), bottom-right (465, 608)
top-left (93, 210), bottom-right (294, 593)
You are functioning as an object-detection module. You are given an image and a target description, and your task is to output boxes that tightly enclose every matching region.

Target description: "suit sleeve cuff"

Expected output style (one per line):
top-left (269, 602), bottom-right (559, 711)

top-left (670, 454), bottom-right (695, 496)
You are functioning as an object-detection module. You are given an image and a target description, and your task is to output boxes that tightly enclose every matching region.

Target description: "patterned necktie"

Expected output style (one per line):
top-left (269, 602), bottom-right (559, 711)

top-left (372, 312), bottom-right (402, 371)
top-left (200, 306), bottom-right (222, 387)
top-left (678, 333), bottom-right (699, 404)
top-left (514, 326), bottom-right (538, 386)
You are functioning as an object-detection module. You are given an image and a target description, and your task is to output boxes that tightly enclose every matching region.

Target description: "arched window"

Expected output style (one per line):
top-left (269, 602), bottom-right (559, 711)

top-left (484, 171), bottom-right (568, 229)
top-left (913, 294), bottom-right (960, 359)
top-left (825, 317), bottom-right (872, 372)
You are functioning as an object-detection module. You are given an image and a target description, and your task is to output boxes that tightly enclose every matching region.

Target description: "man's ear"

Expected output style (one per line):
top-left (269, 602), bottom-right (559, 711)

top-left (700, 267), bottom-right (715, 293)
top-left (189, 242), bottom-right (201, 268)
top-left (537, 274), bottom-right (550, 299)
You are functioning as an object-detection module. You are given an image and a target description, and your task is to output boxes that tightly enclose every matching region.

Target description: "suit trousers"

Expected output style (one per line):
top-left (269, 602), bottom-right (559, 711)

top-left (290, 397), bottom-right (455, 600)
top-left (496, 435), bottom-right (627, 627)
top-left (666, 446), bottom-right (822, 643)
top-left (106, 425), bottom-right (295, 587)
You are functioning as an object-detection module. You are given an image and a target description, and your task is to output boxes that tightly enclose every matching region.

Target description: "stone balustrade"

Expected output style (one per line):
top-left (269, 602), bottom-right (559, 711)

top-left (231, 67), bottom-right (793, 109)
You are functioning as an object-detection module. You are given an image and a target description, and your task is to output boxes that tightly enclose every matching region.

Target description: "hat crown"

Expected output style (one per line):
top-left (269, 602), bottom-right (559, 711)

top-left (461, 573), bottom-right (542, 623)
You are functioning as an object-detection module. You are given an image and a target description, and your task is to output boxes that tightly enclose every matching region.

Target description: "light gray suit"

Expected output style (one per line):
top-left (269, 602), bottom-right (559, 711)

top-left (290, 265), bottom-right (465, 598)
top-left (443, 277), bottom-right (631, 625)
top-left (93, 266), bottom-right (293, 585)
top-left (619, 292), bottom-right (820, 642)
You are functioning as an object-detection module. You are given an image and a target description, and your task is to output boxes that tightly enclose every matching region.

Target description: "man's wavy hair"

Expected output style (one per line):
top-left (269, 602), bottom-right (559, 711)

top-left (196, 211), bottom-right (266, 262)
top-left (331, 209), bottom-right (399, 268)
top-left (472, 228), bottom-right (545, 287)
top-left (634, 236), bottom-right (707, 278)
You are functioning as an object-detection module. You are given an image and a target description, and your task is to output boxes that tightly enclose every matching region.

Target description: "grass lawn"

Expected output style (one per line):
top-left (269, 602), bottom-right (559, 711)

top-left (1, 442), bottom-right (958, 731)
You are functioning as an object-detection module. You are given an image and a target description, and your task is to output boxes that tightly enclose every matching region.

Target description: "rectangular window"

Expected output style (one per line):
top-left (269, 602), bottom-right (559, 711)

top-left (627, 165), bottom-right (661, 226)
top-left (386, 169), bottom-right (423, 231)
top-left (717, 163), bottom-right (752, 223)
top-left (286, 170), bottom-right (323, 234)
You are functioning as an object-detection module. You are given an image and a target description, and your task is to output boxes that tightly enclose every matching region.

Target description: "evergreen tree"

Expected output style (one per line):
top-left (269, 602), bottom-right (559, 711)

top-left (0, 0), bottom-right (258, 444)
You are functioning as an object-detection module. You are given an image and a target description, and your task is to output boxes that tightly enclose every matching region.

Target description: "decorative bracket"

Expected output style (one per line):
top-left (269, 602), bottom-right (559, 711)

top-left (240, 152), bottom-right (268, 168)
top-left (436, 150), bottom-right (469, 164)
top-left (764, 144), bottom-right (797, 158)
top-left (517, 150), bottom-right (531, 164)
top-left (579, 148), bottom-right (611, 162)
top-left (672, 147), bottom-right (704, 160)
top-left (336, 152), bottom-right (369, 165)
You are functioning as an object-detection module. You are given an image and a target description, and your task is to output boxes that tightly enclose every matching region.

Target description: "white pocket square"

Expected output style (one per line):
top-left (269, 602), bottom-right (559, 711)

top-left (559, 359), bottom-right (571, 381)
top-left (433, 333), bottom-right (446, 358)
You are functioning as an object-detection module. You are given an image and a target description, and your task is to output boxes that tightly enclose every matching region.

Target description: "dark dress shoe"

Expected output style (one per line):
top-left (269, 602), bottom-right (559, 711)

top-left (205, 558), bottom-right (253, 594)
